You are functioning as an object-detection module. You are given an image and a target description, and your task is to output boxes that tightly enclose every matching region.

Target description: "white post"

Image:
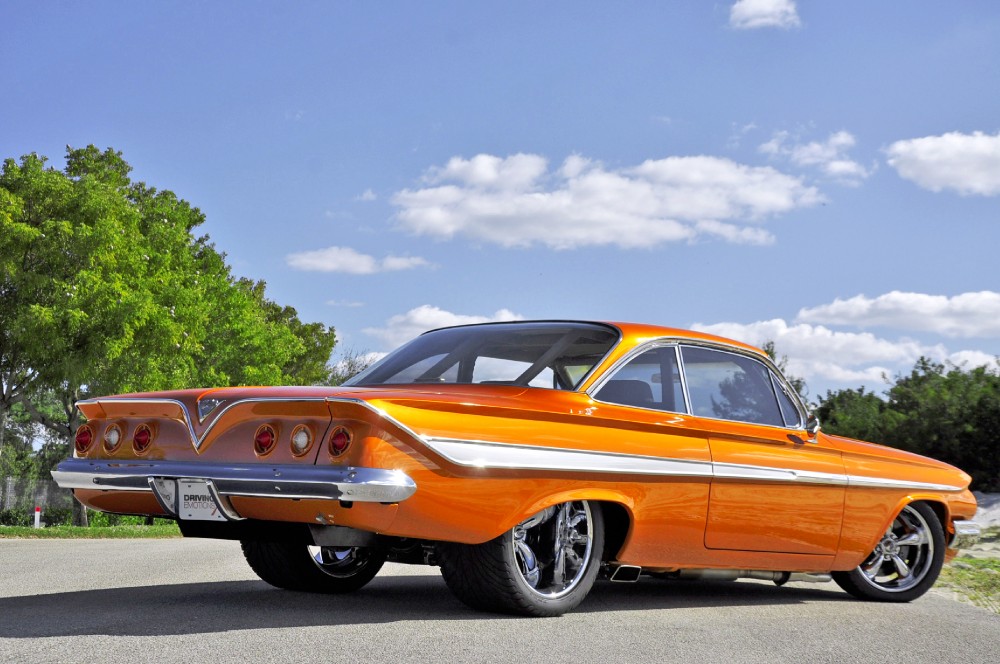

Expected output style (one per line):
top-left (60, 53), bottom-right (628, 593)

top-left (34, 506), bottom-right (41, 529)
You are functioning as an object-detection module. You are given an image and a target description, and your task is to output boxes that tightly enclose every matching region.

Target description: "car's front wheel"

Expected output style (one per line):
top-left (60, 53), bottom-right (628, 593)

top-left (241, 540), bottom-right (386, 593)
top-left (437, 500), bottom-right (604, 617)
top-left (832, 502), bottom-right (945, 602)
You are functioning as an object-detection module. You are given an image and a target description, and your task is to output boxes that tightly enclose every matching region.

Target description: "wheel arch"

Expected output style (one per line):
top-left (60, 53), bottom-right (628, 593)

top-left (883, 494), bottom-right (951, 536)
top-left (493, 488), bottom-right (635, 548)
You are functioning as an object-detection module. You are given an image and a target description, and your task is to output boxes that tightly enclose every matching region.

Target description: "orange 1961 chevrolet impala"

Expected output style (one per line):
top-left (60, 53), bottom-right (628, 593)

top-left (52, 321), bottom-right (981, 616)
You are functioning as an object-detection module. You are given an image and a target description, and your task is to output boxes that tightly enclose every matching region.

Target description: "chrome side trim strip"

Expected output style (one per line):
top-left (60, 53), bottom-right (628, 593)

top-left (419, 437), bottom-right (966, 491)
top-left (713, 462), bottom-right (849, 486)
top-left (424, 437), bottom-right (712, 477)
top-left (51, 458), bottom-right (417, 503)
top-left (845, 475), bottom-right (965, 492)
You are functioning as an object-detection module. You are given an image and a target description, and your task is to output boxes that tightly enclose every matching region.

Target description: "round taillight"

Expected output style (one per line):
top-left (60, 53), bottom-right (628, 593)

top-left (103, 424), bottom-right (122, 452)
top-left (329, 428), bottom-right (351, 457)
top-left (290, 425), bottom-right (313, 456)
top-left (254, 424), bottom-right (277, 456)
top-left (133, 424), bottom-right (153, 453)
top-left (75, 425), bottom-right (94, 454)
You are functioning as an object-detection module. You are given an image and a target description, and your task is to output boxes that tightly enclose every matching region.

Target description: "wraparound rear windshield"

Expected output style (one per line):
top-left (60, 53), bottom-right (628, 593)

top-left (345, 322), bottom-right (620, 390)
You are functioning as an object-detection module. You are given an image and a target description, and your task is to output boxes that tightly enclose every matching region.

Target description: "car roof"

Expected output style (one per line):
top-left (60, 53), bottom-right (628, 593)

top-left (421, 319), bottom-right (767, 358)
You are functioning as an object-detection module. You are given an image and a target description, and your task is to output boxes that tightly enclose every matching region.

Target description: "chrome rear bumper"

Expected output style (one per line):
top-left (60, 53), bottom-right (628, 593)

top-left (949, 520), bottom-right (981, 550)
top-left (52, 458), bottom-right (417, 506)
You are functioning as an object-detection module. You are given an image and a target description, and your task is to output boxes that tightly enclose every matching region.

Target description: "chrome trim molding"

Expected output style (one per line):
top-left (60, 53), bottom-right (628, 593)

top-left (425, 437), bottom-right (712, 477)
top-left (420, 437), bottom-right (967, 491)
top-left (77, 397), bottom-right (200, 448)
top-left (51, 458), bottom-right (417, 504)
top-left (844, 475), bottom-right (966, 492)
top-left (76, 396), bottom-right (329, 451)
top-left (713, 462), bottom-right (848, 486)
top-left (949, 520), bottom-right (981, 550)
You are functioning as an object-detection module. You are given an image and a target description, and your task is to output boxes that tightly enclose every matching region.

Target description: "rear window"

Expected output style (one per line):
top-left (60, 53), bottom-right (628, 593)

top-left (346, 322), bottom-right (620, 391)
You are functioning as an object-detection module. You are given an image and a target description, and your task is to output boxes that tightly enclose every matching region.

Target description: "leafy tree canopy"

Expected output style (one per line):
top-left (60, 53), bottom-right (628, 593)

top-left (0, 146), bottom-right (336, 450)
top-left (817, 357), bottom-right (1000, 491)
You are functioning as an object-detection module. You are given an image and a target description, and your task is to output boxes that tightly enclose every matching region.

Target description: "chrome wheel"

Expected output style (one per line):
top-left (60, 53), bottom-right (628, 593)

top-left (832, 502), bottom-right (945, 603)
top-left (512, 502), bottom-right (594, 599)
top-left (242, 540), bottom-right (385, 593)
top-left (857, 505), bottom-right (934, 593)
top-left (308, 545), bottom-right (381, 579)
top-left (436, 500), bottom-right (605, 616)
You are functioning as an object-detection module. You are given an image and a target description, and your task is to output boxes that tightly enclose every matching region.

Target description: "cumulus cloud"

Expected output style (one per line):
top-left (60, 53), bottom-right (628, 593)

top-left (797, 291), bottom-right (1000, 338)
top-left (391, 153), bottom-right (821, 249)
top-left (729, 0), bottom-right (801, 30)
top-left (885, 131), bottom-right (1000, 196)
top-left (693, 318), bottom-right (997, 389)
top-left (286, 246), bottom-right (430, 274)
top-left (363, 305), bottom-right (523, 349)
top-left (760, 130), bottom-right (871, 183)
top-left (356, 189), bottom-right (377, 202)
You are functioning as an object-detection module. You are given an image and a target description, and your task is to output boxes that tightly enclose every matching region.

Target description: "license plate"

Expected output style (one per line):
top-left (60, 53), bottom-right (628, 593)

top-left (177, 479), bottom-right (227, 521)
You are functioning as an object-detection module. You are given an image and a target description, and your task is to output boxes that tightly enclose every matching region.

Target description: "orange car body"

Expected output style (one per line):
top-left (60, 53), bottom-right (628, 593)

top-left (55, 322), bottom-right (979, 577)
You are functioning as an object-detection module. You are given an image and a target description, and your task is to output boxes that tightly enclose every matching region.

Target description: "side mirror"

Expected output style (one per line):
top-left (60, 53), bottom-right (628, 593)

top-left (805, 413), bottom-right (821, 436)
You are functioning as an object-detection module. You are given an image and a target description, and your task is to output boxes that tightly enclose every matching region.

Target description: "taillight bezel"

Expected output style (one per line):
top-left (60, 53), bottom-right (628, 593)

top-left (75, 425), bottom-right (95, 455)
top-left (133, 424), bottom-right (154, 454)
top-left (328, 427), bottom-right (352, 458)
top-left (103, 423), bottom-right (123, 453)
top-left (254, 424), bottom-right (278, 457)
top-left (290, 424), bottom-right (314, 457)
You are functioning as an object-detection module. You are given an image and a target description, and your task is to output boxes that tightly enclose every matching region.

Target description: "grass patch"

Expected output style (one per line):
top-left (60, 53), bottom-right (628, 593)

top-left (0, 523), bottom-right (181, 539)
top-left (940, 557), bottom-right (1000, 614)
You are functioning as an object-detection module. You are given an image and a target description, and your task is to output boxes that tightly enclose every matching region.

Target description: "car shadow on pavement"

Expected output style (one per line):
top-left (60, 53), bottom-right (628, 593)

top-left (0, 574), bottom-right (849, 638)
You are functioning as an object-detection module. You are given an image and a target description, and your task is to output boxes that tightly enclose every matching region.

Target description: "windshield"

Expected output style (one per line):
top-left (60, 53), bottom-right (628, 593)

top-left (345, 322), bottom-right (620, 390)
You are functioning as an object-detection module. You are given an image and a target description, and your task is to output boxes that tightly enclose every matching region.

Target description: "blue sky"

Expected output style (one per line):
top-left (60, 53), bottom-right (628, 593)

top-left (3, 1), bottom-right (999, 400)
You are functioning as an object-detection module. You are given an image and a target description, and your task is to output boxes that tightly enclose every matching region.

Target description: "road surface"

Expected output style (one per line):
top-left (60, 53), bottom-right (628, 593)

top-left (1, 538), bottom-right (997, 663)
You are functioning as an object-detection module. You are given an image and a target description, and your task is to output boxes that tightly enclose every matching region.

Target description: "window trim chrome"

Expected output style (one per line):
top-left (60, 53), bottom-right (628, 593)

top-left (586, 338), bottom-right (809, 432)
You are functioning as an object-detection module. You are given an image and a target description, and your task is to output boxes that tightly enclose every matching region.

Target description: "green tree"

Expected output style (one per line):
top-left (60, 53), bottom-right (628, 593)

top-left (761, 340), bottom-right (809, 402)
top-left (1, 146), bottom-right (338, 522)
top-left (815, 387), bottom-right (891, 444)
top-left (818, 357), bottom-right (1000, 491)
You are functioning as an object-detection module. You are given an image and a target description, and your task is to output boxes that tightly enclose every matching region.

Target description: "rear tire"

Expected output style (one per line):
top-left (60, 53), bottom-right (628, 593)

top-left (832, 502), bottom-right (945, 603)
top-left (437, 501), bottom-right (604, 617)
top-left (241, 540), bottom-right (385, 594)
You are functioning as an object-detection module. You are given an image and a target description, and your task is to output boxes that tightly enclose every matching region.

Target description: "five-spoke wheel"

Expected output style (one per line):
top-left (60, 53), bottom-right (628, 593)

top-left (833, 502), bottom-right (945, 602)
top-left (437, 500), bottom-right (605, 616)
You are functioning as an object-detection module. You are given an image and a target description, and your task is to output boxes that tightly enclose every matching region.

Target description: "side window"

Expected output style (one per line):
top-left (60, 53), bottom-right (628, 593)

top-left (594, 347), bottom-right (685, 412)
top-left (771, 373), bottom-right (802, 428)
top-left (680, 347), bottom-right (784, 427)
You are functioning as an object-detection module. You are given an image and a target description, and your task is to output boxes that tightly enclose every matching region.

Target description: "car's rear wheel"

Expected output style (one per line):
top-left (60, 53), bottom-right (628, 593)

top-left (241, 540), bottom-right (386, 593)
top-left (437, 500), bottom-right (604, 617)
top-left (832, 502), bottom-right (945, 602)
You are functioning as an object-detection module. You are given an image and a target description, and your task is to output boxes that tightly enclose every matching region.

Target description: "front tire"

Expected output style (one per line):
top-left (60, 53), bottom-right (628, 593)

top-left (832, 502), bottom-right (945, 602)
top-left (437, 501), bottom-right (604, 617)
top-left (241, 540), bottom-right (386, 594)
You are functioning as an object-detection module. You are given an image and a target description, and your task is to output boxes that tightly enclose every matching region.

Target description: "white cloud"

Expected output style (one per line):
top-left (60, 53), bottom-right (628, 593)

top-left (797, 291), bottom-right (1000, 338)
top-left (693, 318), bottom-right (998, 390)
top-left (886, 131), bottom-right (1000, 196)
top-left (392, 153), bottom-right (822, 250)
top-left (729, 0), bottom-right (801, 30)
top-left (363, 305), bottom-right (523, 349)
top-left (356, 189), bottom-right (377, 202)
top-left (760, 130), bottom-right (871, 183)
top-left (286, 246), bottom-right (431, 274)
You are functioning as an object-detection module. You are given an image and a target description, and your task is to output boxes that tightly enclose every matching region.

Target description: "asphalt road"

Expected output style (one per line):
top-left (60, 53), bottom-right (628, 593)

top-left (1, 539), bottom-right (997, 664)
